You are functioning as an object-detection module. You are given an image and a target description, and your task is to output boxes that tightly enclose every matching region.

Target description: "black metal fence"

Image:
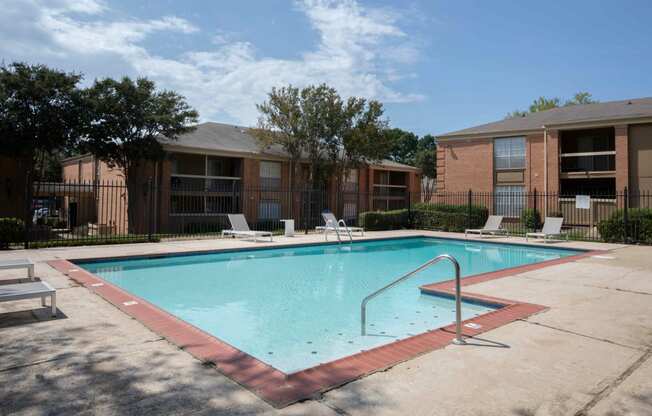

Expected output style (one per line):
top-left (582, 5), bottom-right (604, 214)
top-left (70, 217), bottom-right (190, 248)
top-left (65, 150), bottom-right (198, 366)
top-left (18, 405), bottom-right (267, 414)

top-left (422, 189), bottom-right (652, 243)
top-left (18, 180), bottom-right (415, 247)
top-left (11, 182), bottom-right (652, 248)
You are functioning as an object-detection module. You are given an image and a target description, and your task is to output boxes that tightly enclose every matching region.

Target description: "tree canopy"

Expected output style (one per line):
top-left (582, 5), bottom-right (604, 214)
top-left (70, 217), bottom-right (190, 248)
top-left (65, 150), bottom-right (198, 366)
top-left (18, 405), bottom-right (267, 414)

top-left (81, 77), bottom-right (198, 178)
top-left (506, 91), bottom-right (598, 118)
top-left (0, 62), bottom-right (85, 181)
top-left (253, 83), bottom-right (391, 189)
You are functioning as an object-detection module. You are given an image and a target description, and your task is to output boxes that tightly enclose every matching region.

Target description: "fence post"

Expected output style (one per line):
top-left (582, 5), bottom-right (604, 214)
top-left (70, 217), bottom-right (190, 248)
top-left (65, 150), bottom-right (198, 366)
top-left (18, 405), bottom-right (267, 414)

top-left (623, 187), bottom-right (629, 243)
top-left (305, 188), bottom-right (311, 235)
top-left (467, 189), bottom-right (473, 230)
top-left (147, 177), bottom-right (154, 242)
top-left (533, 188), bottom-right (538, 229)
top-left (407, 190), bottom-right (412, 229)
top-left (23, 178), bottom-right (32, 249)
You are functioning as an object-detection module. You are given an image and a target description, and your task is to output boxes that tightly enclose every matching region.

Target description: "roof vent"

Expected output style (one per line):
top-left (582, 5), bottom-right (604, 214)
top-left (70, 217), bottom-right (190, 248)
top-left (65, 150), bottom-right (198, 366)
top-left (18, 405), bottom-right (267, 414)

top-left (627, 101), bottom-right (633, 105)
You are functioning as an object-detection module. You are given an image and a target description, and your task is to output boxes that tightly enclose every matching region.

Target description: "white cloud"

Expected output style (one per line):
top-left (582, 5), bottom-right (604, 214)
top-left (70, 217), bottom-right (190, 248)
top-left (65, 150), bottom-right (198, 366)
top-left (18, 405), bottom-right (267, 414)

top-left (0, 0), bottom-right (423, 125)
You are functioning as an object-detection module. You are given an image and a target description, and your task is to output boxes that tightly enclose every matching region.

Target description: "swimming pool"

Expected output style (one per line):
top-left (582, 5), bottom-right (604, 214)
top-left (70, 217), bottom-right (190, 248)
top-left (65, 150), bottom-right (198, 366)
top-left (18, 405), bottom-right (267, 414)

top-left (77, 237), bottom-right (582, 373)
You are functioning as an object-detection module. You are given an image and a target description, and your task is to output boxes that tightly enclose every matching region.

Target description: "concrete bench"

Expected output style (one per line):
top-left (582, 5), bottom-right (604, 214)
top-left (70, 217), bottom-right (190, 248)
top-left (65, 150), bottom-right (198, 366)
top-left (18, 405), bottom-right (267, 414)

top-left (0, 281), bottom-right (56, 316)
top-left (0, 259), bottom-right (35, 280)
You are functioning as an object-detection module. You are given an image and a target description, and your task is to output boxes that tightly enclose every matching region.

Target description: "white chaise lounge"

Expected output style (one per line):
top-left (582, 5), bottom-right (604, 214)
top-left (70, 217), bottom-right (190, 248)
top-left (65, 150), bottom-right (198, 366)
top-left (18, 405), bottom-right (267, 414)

top-left (0, 281), bottom-right (57, 317)
top-left (222, 214), bottom-right (273, 242)
top-left (316, 212), bottom-right (364, 239)
top-left (0, 259), bottom-right (35, 280)
top-left (465, 215), bottom-right (508, 238)
top-left (526, 217), bottom-right (567, 243)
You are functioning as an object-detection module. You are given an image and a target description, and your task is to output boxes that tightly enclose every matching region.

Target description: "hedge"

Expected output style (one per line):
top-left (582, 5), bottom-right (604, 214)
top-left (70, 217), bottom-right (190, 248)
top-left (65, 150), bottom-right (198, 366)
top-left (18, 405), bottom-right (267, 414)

top-left (358, 203), bottom-right (489, 232)
top-left (412, 203), bottom-right (488, 232)
top-left (28, 235), bottom-right (161, 249)
top-left (520, 208), bottom-right (542, 231)
top-left (359, 209), bottom-right (409, 231)
top-left (597, 208), bottom-right (652, 243)
top-left (0, 218), bottom-right (24, 249)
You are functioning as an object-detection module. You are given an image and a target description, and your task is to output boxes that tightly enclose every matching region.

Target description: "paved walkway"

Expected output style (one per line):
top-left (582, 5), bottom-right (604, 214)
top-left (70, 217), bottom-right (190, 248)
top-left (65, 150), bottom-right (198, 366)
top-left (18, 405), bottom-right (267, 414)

top-left (1, 231), bottom-right (650, 415)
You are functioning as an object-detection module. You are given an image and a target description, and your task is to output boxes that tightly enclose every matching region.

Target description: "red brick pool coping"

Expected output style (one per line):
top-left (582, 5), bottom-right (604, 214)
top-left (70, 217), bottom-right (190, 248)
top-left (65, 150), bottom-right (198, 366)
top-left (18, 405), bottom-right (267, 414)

top-left (47, 248), bottom-right (605, 408)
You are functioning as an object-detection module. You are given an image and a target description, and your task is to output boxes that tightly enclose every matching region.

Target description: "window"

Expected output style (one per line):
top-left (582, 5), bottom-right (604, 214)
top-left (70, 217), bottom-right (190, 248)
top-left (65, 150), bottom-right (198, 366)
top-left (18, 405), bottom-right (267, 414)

top-left (343, 169), bottom-right (359, 192)
top-left (258, 200), bottom-right (281, 220)
top-left (494, 137), bottom-right (525, 170)
top-left (343, 202), bottom-right (357, 221)
top-left (495, 185), bottom-right (525, 217)
top-left (560, 128), bottom-right (616, 173)
top-left (169, 152), bottom-right (242, 214)
top-left (171, 153), bottom-right (204, 176)
top-left (260, 161), bottom-right (282, 190)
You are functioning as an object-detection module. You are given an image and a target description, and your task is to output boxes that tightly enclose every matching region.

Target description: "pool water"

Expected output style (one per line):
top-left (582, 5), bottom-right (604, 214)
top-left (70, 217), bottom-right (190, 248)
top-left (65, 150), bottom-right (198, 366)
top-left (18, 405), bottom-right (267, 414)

top-left (78, 237), bottom-right (581, 373)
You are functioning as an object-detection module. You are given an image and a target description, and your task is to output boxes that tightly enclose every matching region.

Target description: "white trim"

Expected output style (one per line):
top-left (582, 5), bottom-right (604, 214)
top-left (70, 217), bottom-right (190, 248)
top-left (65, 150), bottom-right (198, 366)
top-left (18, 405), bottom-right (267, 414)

top-left (373, 184), bottom-right (407, 188)
top-left (560, 151), bottom-right (615, 157)
top-left (170, 173), bottom-right (241, 180)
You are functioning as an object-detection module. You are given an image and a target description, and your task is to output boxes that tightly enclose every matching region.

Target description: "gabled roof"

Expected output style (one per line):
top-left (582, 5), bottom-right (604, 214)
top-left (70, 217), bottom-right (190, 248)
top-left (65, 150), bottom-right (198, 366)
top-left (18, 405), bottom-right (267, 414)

top-left (159, 122), bottom-right (419, 171)
top-left (437, 97), bottom-right (652, 139)
top-left (158, 122), bottom-right (288, 157)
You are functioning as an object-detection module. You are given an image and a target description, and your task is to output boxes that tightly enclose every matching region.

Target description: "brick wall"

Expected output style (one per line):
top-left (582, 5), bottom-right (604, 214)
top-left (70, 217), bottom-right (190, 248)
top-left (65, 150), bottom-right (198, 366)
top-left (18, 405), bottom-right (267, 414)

top-left (437, 139), bottom-right (494, 192)
top-left (546, 130), bottom-right (560, 194)
top-left (615, 125), bottom-right (629, 191)
top-left (526, 133), bottom-right (545, 192)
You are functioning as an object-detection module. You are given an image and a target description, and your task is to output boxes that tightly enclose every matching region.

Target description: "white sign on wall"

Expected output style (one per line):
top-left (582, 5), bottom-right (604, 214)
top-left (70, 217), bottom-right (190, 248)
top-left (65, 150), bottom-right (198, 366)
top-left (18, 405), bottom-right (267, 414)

top-left (575, 195), bottom-right (591, 210)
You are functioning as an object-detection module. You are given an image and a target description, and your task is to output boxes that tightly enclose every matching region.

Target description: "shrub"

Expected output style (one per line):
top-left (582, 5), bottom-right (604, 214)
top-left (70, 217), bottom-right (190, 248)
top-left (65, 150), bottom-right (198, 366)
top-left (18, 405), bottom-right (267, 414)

top-left (359, 209), bottom-right (409, 231)
top-left (29, 235), bottom-right (160, 248)
top-left (597, 208), bottom-right (652, 244)
top-left (0, 218), bottom-right (24, 249)
top-left (411, 203), bottom-right (488, 232)
top-left (521, 208), bottom-right (542, 231)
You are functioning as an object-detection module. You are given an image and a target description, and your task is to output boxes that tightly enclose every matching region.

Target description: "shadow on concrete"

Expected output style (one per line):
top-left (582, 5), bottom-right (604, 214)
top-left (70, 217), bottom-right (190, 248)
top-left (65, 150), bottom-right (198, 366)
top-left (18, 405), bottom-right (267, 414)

top-left (0, 307), bottom-right (67, 329)
top-left (459, 335), bottom-right (511, 349)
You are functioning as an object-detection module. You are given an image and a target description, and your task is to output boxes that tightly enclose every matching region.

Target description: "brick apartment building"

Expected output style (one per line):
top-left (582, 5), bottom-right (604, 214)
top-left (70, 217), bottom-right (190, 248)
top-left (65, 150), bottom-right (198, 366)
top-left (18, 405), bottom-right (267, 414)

top-left (436, 97), bottom-right (652, 195)
top-left (435, 98), bottom-right (652, 217)
top-left (60, 122), bottom-right (420, 233)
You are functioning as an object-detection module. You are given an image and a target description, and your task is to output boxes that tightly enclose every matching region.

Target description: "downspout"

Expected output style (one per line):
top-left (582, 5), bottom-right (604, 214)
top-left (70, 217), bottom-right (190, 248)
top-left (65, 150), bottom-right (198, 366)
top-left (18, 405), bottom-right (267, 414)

top-left (543, 126), bottom-right (548, 216)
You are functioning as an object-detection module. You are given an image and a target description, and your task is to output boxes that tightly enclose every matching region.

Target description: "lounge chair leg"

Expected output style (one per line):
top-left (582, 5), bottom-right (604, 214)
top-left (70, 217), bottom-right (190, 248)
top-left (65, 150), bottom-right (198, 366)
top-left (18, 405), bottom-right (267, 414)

top-left (51, 293), bottom-right (56, 317)
top-left (28, 265), bottom-right (35, 280)
top-left (41, 296), bottom-right (46, 307)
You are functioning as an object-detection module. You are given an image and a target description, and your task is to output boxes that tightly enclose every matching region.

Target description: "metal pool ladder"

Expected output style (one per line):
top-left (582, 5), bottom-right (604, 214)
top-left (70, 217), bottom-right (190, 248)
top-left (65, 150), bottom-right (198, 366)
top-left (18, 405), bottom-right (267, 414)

top-left (360, 254), bottom-right (466, 345)
top-left (325, 219), bottom-right (353, 244)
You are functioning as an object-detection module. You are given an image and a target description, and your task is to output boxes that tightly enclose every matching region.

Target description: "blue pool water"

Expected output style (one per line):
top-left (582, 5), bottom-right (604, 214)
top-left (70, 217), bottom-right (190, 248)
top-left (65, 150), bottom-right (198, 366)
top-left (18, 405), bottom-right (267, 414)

top-left (77, 237), bottom-right (581, 373)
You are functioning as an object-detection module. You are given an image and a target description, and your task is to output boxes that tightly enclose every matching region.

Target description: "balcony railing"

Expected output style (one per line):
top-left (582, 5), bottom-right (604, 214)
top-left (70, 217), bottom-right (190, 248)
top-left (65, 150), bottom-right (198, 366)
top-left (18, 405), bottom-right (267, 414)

top-left (560, 152), bottom-right (615, 173)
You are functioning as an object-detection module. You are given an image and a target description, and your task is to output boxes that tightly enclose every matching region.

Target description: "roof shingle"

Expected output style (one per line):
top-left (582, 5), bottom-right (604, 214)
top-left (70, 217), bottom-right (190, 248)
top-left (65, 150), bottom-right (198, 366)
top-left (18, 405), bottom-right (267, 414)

top-left (437, 97), bottom-right (652, 138)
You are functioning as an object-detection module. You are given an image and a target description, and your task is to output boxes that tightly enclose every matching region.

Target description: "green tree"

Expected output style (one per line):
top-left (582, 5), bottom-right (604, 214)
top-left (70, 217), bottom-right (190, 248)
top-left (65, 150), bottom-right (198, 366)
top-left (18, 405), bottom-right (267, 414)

top-left (385, 128), bottom-right (419, 165)
top-left (529, 96), bottom-right (561, 113)
top-left (300, 84), bottom-right (344, 187)
top-left (252, 85), bottom-right (305, 191)
top-left (329, 97), bottom-right (392, 193)
top-left (254, 84), bottom-right (392, 191)
top-left (82, 77), bottom-right (198, 232)
top-left (565, 91), bottom-right (598, 106)
top-left (0, 62), bottom-right (86, 234)
top-left (506, 92), bottom-right (599, 118)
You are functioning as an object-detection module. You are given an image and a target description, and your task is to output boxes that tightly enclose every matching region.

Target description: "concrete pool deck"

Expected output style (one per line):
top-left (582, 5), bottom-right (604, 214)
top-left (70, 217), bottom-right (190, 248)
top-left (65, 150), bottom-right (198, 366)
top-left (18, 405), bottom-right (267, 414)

top-left (1, 231), bottom-right (651, 415)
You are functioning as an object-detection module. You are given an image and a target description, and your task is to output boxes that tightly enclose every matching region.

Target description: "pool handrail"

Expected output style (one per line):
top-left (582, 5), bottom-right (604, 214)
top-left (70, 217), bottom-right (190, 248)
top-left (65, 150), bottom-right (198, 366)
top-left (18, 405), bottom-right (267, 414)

top-left (324, 219), bottom-right (353, 244)
top-left (360, 254), bottom-right (466, 345)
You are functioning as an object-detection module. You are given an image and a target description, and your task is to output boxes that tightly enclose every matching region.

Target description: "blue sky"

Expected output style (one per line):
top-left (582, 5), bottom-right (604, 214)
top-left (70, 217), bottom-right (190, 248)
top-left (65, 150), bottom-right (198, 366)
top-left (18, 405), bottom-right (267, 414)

top-left (2, 0), bottom-right (651, 136)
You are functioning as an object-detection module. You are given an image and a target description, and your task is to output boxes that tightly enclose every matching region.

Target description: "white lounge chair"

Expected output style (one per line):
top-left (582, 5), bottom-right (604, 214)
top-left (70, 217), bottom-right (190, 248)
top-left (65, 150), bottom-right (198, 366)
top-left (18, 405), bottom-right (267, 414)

top-left (222, 214), bottom-right (273, 242)
top-left (465, 215), bottom-right (508, 238)
top-left (316, 212), bottom-right (364, 239)
top-left (526, 217), bottom-right (567, 243)
top-left (0, 281), bottom-right (57, 317)
top-left (0, 259), bottom-right (35, 280)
